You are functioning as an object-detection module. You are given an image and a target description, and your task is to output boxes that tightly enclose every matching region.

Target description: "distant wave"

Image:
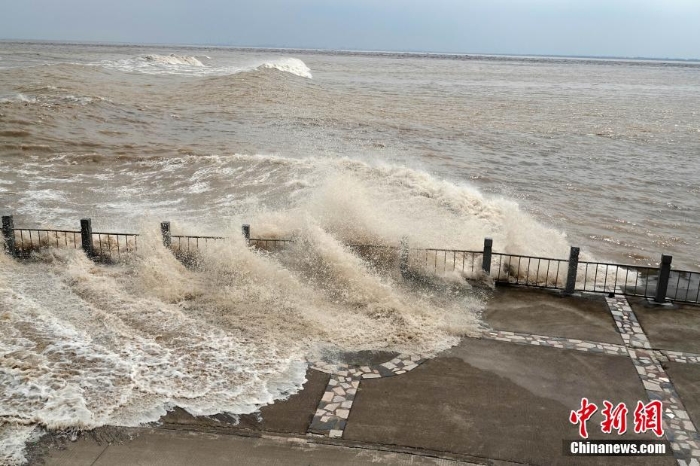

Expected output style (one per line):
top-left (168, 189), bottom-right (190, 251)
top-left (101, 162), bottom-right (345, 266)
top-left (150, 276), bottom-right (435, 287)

top-left (99, 54), bottom-right (312, 79)
top-left (0, 92), bottom-right (107, 106)
top-left (253, 58), bottom-right (312, 79)
top-left (0, 93), bottom-right (37, 104)
top-left (143, 54), bottom-right (205, 67)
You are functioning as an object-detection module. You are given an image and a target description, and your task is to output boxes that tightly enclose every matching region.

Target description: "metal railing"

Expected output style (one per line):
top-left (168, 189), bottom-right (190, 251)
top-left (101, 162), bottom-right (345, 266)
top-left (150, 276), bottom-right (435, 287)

top-left (409, 247), bottom-right (484, 276)
top-left (91, 231), bottom-right (139, 260)
top-left (574, 261), bottom-right (658, 297)
top-left (491, 253), bottom-right (568, 289)
top-left (2, 214), bottom-right (698, 306)
top-left (171, 234), bottom-right (225, 252)
top-left (667, 270), bottom-right (700, 303)
top-left (6, 227), bottom-right (82, 257)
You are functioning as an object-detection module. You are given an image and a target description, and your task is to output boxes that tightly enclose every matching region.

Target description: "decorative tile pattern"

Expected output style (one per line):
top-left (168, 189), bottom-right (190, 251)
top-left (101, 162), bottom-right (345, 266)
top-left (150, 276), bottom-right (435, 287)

top-left (480, 329), bottom-right (627, 356)
top-left (656, 350), bottom-right (700, 365)
top-left (308, 353), bottom-right (430, 437)
top-left (309, 372), bottom-right (361, 438)
top-left (607, 296), bottom-right (652, 349)
top-left (311, 353), bottom-right (430, 379)
top-left (606, 296), bottom-right (700, 465)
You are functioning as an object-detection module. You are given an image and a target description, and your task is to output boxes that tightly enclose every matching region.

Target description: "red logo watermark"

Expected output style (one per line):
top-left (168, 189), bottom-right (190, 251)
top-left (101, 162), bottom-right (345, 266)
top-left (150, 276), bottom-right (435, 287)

top-left (570, 399), bottom-right (664, 439)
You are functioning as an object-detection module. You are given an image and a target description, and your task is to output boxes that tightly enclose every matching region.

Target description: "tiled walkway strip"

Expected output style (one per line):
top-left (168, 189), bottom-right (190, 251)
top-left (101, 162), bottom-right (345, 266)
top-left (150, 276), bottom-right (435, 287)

top-left (480, 329), bottom-right (627, 356)
top-left (606, 296), bottom-right (700, 466)
top-left (309, 354), bottom-right (430, 438)
top-left (657, 350), bottom-right (700, 365)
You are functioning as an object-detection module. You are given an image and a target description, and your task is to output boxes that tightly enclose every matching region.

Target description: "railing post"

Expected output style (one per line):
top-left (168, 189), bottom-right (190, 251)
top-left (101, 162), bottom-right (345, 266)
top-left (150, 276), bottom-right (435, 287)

top-left (80, 218), bottom-right (94, 257)
top-left (399, 236), bottom-right (409, 278)
top-left (2, 215), bottom-right (16, 256)
top-left (654, 254), bottom-right (672, 303)
top-left (482, 238), bottom-right (493, 274)
top-left (564, 246), bottom-right (580, 295)
top-left (242, 224), bottom-right (250, 243)
top-left (160, 221), bottom-right (171, 248)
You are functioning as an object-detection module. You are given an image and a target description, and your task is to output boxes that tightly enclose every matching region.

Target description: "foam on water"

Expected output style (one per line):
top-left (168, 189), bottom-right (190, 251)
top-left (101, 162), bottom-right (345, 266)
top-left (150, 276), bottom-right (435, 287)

top-left (0, 425), bottom-right (41, 466)
top-left (143, 54), bottom-right (205, 67)
top-left (0, 92), bottom-right (105, 107)
top-left (0, 94), bottom-right (36, 104)
top-left (0, 236), bottom-right (312, 461)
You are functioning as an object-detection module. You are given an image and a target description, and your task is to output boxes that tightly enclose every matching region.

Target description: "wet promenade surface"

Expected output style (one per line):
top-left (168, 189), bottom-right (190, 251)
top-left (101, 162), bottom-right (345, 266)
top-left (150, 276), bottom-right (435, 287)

top-left (40, 288), bottom-right (700, 466)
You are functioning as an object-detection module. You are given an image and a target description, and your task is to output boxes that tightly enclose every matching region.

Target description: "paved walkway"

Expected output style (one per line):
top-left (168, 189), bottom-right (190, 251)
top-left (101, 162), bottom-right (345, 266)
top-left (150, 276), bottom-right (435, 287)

top-left (40, 289), bottom-right (700, 465)
top-left (44, 429), bottom-right (475, 466)
top-left (305, 291), bottom-right (700, 465)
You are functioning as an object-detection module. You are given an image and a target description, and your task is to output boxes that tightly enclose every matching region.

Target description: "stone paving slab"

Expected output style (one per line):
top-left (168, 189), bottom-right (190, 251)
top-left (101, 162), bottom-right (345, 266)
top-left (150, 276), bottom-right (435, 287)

top-left (44, 428), bottom-right (479, 466)
top-left (344, 338), bottom-right (672, 465)
top-left (629, 297), bottom-right (700, 355)
top-left (483, 287), bottom-right (622, 345)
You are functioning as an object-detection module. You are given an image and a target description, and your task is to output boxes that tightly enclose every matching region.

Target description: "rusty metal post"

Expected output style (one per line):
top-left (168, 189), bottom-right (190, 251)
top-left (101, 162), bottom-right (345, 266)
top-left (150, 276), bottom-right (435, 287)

top-left (161, 221), bottom-right (171, 248)
top-left (482, 238), bottom-right (493, 274)
top-left (2, 215), bottom-right (16, 257)
top-left (80, 218), bottom-right (94, 257)
top-left (564, 247), bottom-right (580, 295)
top-left (654, 254), bottom-right (673, 303)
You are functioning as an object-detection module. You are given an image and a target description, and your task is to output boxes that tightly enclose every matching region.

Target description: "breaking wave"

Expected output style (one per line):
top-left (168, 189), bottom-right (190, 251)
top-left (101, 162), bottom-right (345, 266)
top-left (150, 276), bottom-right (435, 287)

top-left (99, 55), bottom-right (312, 78)
top-left (253, 58), bottom-right (312, 78)
top-left (0, 92), bottom-right (107, 107)
top-left (0, 155), bottom-right (508, 462)
top-left (143, 54), bottom-right (205, 67)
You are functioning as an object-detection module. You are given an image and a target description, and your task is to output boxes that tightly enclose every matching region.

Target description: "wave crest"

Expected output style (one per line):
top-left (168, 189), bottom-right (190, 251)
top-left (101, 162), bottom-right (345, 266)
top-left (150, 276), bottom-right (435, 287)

top-left (99, 55), bottom-right (312, 79)
top-left (254, 58), bottom-right (312, 79)
top-left (142, 54), bottom-right (204, 67)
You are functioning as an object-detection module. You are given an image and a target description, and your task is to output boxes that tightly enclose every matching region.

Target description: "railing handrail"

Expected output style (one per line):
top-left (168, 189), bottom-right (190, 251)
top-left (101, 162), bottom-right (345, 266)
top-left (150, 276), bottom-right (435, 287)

top-left (12, 227), bottom-right (81, 234)
top-left (413, 247), bottom-right (483, 254)
top-left (172, 234), bottom-right (226, 240)
top-left (92, 231), bottom-right (140, 236)
top-left (577, 259), bottom-right (658, 270)
top-left (249, 237), bottom-right (292, 242)
top-left (492, 252), bottom-right (568, 262)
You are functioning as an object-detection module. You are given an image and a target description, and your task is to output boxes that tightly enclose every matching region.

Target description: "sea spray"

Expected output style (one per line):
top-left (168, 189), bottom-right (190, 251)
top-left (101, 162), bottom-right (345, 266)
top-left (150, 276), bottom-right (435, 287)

top-left (0, 218), bottom-right (484, 463)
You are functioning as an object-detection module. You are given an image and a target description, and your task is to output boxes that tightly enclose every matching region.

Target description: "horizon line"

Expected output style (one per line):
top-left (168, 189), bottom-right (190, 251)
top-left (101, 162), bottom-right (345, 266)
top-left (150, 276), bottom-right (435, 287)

top-left (1, 37), bottom-right (699, 63)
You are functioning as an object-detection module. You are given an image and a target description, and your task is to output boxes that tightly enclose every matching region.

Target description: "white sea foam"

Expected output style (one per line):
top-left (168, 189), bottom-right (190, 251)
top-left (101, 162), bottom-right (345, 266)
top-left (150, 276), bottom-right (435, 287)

top-left (0, 425), bottom-right (41, 466)
top-left (0, 94), bottom-right (37, 104)
top-left (0, 213), bottom-right (481, 461)
top-left (143, 54), bottom-right (205, 67)
top-left (254, 58), bottom-right (312, 78)
top-left (0, 92), bottom-right (104, 106)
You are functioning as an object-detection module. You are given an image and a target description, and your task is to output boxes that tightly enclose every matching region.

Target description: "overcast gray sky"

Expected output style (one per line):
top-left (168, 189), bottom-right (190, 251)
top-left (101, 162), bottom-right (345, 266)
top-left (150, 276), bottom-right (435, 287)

top-left (1, 0), bottom-right (699, 59)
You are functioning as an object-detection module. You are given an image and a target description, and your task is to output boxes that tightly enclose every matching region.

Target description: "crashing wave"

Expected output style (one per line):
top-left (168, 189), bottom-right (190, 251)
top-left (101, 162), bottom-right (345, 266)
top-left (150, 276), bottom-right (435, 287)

top-left (99, 55), bottom-right (312, 78)
top-left (254, 58), bottom-right (312, 79)
top-left (142, 54), bottom-right (205, 67)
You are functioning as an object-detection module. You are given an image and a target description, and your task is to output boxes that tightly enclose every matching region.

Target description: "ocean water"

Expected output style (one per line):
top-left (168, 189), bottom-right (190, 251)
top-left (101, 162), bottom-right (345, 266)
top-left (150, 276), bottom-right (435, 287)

top-left (1, 41), bottom-right (699, 463)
